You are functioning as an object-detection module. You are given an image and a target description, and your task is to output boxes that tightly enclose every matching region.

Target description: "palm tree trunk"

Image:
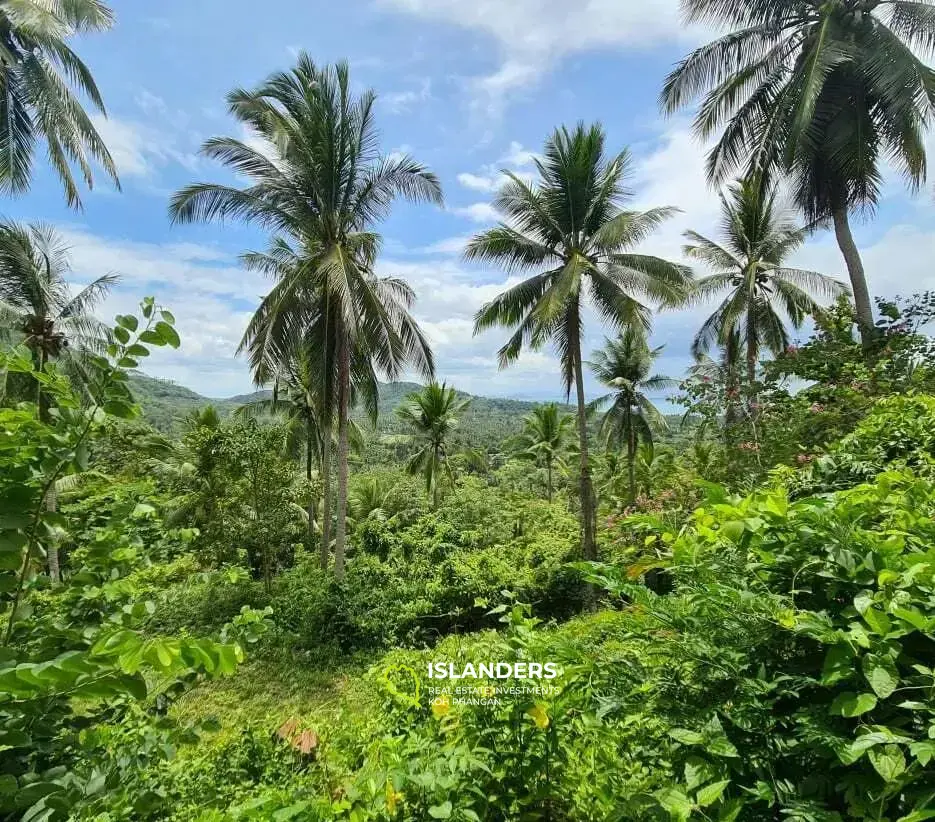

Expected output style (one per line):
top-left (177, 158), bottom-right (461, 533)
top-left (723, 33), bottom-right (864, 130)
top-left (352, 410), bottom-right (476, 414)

top-left (626, 407), bottom-right (636, 505)
top-left (432, 445), bottom-right (440, 510)
top-left (334, 339), bottom-right (351, 581)
top-left (832, 206), bottom-right (874, 350)
top-left (319, 425), bottom-right (332, 571)
top-left (571, 331), bottom-right (597, 562)
top-left (546, 457), bottom-right (553, 503)
top-left (306, 424), bottom-right (316, 558)
top-left (746, 313), bottom-right (757, 402)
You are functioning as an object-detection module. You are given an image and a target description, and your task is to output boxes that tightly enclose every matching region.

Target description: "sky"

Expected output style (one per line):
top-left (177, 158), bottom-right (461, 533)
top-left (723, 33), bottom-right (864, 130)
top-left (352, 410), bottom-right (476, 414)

top-left (11, 0), bottom-right (935, 402)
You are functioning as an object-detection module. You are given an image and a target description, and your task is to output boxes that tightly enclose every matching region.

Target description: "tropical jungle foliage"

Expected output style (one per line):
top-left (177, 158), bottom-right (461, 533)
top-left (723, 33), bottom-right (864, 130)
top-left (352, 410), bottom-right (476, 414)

top-left (4, 1), bottom-right (935, 820)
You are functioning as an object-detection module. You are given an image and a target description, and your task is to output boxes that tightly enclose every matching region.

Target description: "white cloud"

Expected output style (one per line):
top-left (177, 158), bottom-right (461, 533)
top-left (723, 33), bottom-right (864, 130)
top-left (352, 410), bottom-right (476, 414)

top-left (379, 0), bottom-right (691, 111)
top-left (456, 140), bottom-right (539, 195)
top-left (451, 202), bottom-right (500, 223)
top-left (55, 227), bottom-right (266, 396)
top-left (91, 115), bottom-right (200, 181)
top-left (419, 235), bottom-right (472, 255)
top-left (501, 141), bottom-right (537, 168)
top-left (457, 172), bottom-right (499, 193)
top-left (382, 78), bottom-right (432, 113)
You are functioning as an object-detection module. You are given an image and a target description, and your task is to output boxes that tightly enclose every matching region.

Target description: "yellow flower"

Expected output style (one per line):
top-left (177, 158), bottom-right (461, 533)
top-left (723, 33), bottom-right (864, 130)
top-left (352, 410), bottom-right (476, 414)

top-left (431, 694), bottom-right (451, 718)
top-left (385, 780), bottom-right (403, 814)
top-left (527, 703), bottom-right (549, 730)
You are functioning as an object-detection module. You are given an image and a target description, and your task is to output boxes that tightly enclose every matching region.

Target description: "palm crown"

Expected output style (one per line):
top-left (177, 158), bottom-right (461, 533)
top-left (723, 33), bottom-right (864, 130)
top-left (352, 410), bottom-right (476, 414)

top-left (0, 0), bottom-right (119, 207)
top-left (170, 55), bottom-right (441, 577)
top-left (662, 0), bottom-right (935, 345)
top-left (396, 383), bottom-right (470, 508)
top-left (589, 327), bottom-right (674, 502)
top-left (0, 221), bottom-right (118, 389)
top-left (684, 177), bottom-right (848, 382)
top-left (467, 121), bottom-right (692, 560)
top-left (508, 403), bottom-right (573, 502)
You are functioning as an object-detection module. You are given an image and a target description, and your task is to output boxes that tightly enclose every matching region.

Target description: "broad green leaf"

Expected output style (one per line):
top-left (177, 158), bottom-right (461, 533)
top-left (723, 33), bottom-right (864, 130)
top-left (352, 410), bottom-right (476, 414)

top-left (155, 321), bottom-right (181, 348)
top-left (863, 654), bottom-right (899, 699)
top-left (910, 740), bottom-right (935, 766)
top-left (116, 314), bottom-right (139, 332)
top-left (830, 692), bottom-right (877, 717)
top-left (868, 744), bottom-right (906, 782)
top-left (669, 728), bottom-right (704, 746)
top-left (821, 643), bottom-right (855, 685)
top-left (428, 801), bottom-right (452, 819)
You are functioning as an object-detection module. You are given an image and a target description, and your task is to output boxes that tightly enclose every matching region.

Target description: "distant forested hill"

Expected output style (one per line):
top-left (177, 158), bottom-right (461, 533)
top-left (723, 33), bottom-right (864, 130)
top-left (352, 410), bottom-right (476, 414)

top-left (128, 372), bottom-right (683, 451)
top-left (127, 373), bottom-right (561, 445)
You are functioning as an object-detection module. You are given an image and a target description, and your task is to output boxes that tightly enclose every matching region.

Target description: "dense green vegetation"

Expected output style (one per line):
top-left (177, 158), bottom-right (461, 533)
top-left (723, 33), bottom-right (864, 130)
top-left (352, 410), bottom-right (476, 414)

top-left (4, 1), bottom-right (935, 820)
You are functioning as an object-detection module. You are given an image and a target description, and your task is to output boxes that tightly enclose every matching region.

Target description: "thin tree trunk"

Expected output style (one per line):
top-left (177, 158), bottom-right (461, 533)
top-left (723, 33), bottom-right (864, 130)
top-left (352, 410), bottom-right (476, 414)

top-left (571, 332), bottom-right (597, 562)
top-left (832, 206), bottom-right (875, 350)
top-left (546, 457), bottom-right (553, 503)
top-left (46, 484), bottom-right (60, 585)
top-left (432, 445), bottom-right (439, 510)
top-left (319, 425), bottom-right (332, 572)
top-left (36, 349), bottom-right (60, 585)
top-left (334, 340), bottom-right (350, 581)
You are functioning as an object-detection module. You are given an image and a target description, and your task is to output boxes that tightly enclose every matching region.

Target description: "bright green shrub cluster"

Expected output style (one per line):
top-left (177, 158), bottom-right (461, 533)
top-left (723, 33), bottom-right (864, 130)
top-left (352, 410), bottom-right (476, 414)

top-left (782, 394), bottom-right (935, 495)
top-left (149, 476), bottom-right (584, 653)
top-left (146, 466), bottom-right (935, 821)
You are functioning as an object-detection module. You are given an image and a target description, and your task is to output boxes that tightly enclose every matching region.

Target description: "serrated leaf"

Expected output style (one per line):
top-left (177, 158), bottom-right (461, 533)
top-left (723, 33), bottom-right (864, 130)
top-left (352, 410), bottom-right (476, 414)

top-left (655, 787), bottom-right (693, 821)
top-left (697, 780), bottom-right (730, 807)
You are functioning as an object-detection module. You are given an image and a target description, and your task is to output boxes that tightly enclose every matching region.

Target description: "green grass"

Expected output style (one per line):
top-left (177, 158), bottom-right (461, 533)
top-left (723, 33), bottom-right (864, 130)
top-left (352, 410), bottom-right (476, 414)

top-left (172, 653), bottom-right (377, 737)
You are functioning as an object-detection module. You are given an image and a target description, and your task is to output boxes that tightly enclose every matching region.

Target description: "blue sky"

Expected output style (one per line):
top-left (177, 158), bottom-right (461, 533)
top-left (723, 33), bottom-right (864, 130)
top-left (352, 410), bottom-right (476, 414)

top-left (12, 0), bottom-right (935, 401)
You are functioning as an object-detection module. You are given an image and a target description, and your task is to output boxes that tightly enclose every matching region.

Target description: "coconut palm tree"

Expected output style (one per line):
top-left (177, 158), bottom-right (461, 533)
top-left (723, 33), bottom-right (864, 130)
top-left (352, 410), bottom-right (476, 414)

top-left (395, 383), bottom-right (470, 509)
top-left (236, 343), bottom-right (369, 566)
top-left (684, 177), bottom-right (847, 388)
top-left (589, 327), bottom-right (675, 504)
top-left (169, 56), bottom-right (440, 579)
top-left (466, 122), bottom-right (692, 560)
top-left (509, 403), bottom-right (573, 502)
top-left (0, 0), bottom-right (119, 207)
top-left (661, 0), bottom-right (935, 348)
top-left (0, 221), bottom-right (118, 415)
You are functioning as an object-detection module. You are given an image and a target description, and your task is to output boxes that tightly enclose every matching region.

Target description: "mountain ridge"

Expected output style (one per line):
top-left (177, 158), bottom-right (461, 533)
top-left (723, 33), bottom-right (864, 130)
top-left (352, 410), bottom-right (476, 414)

top-left (127, 372), bottom-right (561, 439)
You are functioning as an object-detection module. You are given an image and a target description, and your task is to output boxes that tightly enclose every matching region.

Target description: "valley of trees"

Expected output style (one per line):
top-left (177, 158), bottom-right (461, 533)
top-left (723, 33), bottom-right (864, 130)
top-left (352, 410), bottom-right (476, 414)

top-left (3, 1), bottom-right (935, 820)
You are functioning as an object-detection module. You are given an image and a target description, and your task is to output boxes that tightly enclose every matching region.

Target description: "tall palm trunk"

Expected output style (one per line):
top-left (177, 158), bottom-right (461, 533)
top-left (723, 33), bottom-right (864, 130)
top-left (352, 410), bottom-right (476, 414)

top-left (571, 329), bottom-right (597, 562)
top-left (334, 338), bottom-right (351, 581)
top-left (305, 424), bottom-right (317, 559)
top-left (432, 444), bottom-right (440, 510)
top-left (319, 297), bottom-right (333, 572)
top-left (832, 206), bottom-right (874, 350)
top-left (745, 307), bottom-right (757, 401)
top-left (319, 426), bottom-right (332, 571)
top-left (625, 405), bottom-right (636, 505)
